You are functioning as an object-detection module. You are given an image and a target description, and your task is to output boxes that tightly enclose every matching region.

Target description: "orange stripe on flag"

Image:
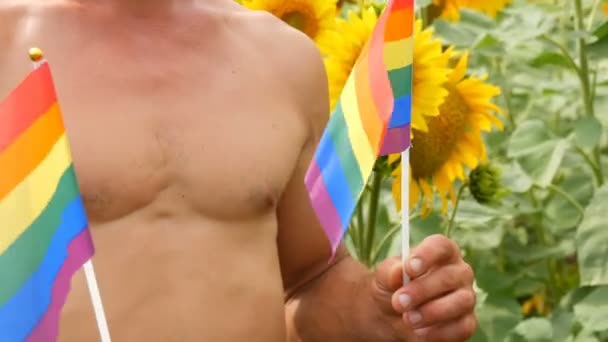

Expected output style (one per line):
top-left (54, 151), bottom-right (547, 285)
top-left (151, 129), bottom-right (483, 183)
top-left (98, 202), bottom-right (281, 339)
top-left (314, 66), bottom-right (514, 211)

top-left (354, 44), bottom-right (383, 155)
top-left (0, 103), bottom-right (65, 201)
top-left (385, 8), bottom-right (413, 41)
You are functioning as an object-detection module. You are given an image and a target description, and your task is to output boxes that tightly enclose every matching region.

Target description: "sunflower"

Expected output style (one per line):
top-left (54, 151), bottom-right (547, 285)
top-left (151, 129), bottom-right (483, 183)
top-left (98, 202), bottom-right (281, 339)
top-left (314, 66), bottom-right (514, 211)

top-left (604, 3), bottom-right (608, 16)
top-left (392, 52), bottom-right (505, 214)
top-left (432, 0), bottom-right (462, 21)
top-left (323, 7), bottom-right (378, 111)
top-left (324, 14), bottom-right (451, 129)
top-left (409, 20), bottom-right (451, 131)
top-left (243, 0), bottom-right (337, 45)
top-left (460, 0), bottom-right (511, 17)
top-left (433, 0), bottom-right (511, 21)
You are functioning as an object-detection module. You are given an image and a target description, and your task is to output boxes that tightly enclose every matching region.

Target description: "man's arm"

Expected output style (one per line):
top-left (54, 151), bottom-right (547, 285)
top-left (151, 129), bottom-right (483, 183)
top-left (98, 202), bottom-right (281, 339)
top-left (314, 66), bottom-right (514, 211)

top-left (273, 28), bottom-right (407, 341)
top-left (274, 24), bottom-right (477, 342)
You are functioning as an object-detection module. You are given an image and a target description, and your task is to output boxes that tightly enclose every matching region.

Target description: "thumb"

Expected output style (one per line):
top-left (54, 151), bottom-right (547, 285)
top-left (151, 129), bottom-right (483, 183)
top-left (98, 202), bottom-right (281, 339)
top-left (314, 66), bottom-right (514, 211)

top-left (372, 256), bottom-right (404, 315)
top-left (375, 256), bottom-right (404, 292)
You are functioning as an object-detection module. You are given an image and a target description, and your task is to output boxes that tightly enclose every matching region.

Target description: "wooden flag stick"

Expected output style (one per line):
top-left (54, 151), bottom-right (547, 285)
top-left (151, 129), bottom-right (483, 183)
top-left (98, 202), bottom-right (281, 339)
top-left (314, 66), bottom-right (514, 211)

top-left (29, 47), bottom-right (112, 342)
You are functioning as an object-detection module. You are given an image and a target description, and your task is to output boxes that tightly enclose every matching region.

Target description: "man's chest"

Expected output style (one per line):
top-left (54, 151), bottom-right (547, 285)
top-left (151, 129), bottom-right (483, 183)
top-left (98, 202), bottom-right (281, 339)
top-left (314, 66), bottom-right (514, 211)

top-left (2, 56), bottom-right (307, 224)
top-left (66, 73), bottom-right (307, 223)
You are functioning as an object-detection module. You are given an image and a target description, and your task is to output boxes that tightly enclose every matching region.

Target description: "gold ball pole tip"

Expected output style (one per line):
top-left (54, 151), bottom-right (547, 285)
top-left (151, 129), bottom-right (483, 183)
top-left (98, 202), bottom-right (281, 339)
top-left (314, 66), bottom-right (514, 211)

top-left (28, 47), bottom-right (44, 62)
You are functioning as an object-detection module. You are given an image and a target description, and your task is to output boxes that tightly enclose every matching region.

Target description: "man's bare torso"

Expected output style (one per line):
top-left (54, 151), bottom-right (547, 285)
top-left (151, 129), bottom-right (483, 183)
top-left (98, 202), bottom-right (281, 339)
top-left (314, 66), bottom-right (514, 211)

top-left (0, 1), bottom-right (326, 340)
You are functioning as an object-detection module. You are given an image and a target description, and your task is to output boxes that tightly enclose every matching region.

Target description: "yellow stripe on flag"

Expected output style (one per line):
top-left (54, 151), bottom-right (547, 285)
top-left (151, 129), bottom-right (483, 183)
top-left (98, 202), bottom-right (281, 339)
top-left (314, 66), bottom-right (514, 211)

top-left (341, 74), bottom-right (375, 179)
top-left (384, 37), bottom-right (413, 70)
top-left (0, 134), bottom-right (72, 254)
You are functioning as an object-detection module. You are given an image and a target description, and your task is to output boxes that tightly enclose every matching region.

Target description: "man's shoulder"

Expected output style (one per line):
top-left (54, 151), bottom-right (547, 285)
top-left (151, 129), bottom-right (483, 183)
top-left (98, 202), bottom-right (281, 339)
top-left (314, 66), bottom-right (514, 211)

top-left (227, 7), bottom-right (329, 118)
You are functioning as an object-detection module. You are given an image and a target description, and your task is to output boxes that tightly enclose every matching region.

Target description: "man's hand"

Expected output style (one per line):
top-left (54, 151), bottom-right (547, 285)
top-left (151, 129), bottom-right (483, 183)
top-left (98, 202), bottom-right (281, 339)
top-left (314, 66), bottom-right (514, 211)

top-left (372, 234), bottom-right (477, 341)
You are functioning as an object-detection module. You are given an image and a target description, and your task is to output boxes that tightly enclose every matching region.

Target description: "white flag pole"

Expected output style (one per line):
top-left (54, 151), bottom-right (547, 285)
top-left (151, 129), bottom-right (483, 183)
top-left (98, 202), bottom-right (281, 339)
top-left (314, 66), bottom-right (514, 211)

top-left (401, 0), bottom-right (415, 285)
top-left (401, 149), bottom-right (410, 284)
top-left (29, 47), bottom-right (112, 342)
top-left (83, 261), bottom-right (112, 342)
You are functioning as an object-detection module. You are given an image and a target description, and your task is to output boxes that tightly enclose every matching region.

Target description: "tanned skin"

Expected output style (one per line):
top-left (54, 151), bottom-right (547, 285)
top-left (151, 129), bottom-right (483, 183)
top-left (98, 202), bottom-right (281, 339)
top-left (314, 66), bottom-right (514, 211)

top-left (0, 1), bottom-right (477, 341)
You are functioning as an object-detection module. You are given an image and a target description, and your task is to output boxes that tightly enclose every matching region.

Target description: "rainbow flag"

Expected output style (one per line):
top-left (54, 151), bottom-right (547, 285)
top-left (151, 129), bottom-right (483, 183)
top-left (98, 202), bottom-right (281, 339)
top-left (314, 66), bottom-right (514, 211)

top-left (380, 0), bottom-right (414, 156)
top-left (0, 62), bottom-right (95, 341)
top-left (305, 0), bottom-right (414, 255)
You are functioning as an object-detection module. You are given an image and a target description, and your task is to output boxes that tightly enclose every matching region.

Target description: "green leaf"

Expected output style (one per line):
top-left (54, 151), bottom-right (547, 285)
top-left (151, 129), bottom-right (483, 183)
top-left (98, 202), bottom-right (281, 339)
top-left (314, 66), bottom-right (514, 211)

top-left (592, 20), bottom-right (608, 41)
top-left (577, 184), bottom-right (608, 286)
top-left (530, 52), bottom-right (573, 68)
top-left (432, 19), bottom-right (478, 47)
top-left (574, 116), bottom-right (603, 149)
top-left (458, 8), bottom-right (497, 29)
top-left (473, 258), bottom-right (517, 294)
top-left (545, 166), bottom-right (594, 232)
top-left (588, 21), bottom-right (608, 59)
top-left (473, 33), bottom-right (504, 56)
top-left (502, 162), bottom-right (533, 193)
top-left (506, 318), bottom-right (553, 342)
top-left (551, 308), bottom-right (576, 342)
top-left (471, 295), bottom-right (522, 342)
top-left (508, 120), bottom-right (554, 157)
top-left (573, 286), bottom-right (608, 332)
top-left (508, 120), bottom-right (570, 187)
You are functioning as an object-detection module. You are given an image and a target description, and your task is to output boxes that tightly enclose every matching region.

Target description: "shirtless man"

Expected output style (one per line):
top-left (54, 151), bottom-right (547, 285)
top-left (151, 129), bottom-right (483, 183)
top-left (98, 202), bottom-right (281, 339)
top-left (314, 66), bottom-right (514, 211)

top-left (0, 1), bottom-right (477, 341)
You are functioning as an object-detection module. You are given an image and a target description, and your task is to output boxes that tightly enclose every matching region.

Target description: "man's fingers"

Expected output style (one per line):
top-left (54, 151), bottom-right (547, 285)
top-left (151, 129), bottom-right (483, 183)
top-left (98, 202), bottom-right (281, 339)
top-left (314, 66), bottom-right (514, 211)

top-left (402, 288), bottom-right (476, 329)
top-left (391, 263), bottom-right (473, 313)
top-left (374, 256), bottom-right (404, 292)
top-left (417, 314), bottom-right (477, 342)
top-left (404, 235), bottom-right (461, 279)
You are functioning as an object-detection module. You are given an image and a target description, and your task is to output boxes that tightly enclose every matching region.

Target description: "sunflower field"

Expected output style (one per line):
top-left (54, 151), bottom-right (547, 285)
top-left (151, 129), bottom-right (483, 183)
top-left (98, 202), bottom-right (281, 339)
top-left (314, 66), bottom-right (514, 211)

top-left (240, 0), bottom-right (608, 340)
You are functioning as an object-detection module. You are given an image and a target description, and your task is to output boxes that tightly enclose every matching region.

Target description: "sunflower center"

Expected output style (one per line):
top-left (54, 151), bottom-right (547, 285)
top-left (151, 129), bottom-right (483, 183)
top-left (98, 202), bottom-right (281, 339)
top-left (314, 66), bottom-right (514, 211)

top-left (411, 84), bottom-right (470, 179)
top-left (280, 3), bottom-right (318, 39)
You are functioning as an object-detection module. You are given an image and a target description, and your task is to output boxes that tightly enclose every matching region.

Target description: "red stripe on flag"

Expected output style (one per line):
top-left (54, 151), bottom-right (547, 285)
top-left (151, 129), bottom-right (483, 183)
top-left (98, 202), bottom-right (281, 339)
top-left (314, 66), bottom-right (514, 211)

top-left (0, 63), bottom-right (57, 153)
top-left (391, 0), bottom-right (414, 10)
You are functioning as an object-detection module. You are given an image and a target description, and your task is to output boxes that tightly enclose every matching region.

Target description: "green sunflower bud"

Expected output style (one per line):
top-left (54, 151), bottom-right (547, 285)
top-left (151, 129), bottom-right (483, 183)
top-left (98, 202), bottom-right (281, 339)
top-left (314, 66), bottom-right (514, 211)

top-left (468, 164), bottom-right (507, 204)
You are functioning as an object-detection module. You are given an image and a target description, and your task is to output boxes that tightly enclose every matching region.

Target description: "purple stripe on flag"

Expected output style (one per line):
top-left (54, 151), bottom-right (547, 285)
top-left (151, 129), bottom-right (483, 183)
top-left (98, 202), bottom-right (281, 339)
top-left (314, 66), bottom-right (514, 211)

top-left (379, 124), bottom-right (411, 156)
top-left (26, 229), bottom-right (94, 342)
top-left (305, 161), bottom-right (345, 255)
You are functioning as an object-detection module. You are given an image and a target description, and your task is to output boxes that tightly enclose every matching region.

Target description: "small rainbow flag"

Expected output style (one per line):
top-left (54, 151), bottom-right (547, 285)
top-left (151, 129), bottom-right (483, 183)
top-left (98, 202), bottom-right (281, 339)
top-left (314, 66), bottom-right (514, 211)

top-left (380, 0), bottom-right (413, 156)
top-left (0, 62), bottom-right (95, 341)
top-left (305, 0), bottom-right (413, 255)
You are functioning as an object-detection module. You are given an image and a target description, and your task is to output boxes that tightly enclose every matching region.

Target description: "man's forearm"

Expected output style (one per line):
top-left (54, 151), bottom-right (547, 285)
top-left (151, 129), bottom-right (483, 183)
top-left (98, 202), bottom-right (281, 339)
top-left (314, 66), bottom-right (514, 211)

top-left (284, 250), bottom-right (397, 342)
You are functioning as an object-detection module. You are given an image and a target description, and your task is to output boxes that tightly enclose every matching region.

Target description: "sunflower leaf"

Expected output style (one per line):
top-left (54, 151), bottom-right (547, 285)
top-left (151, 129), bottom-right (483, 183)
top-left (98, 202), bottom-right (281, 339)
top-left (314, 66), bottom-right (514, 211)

top-left (505, 317), bottom-right (553, 342)
top-left (576, 184), bottom-right (608, 286)
top-left (470, 294), bottom-right (522, 342)
top-left (573, 286), bottom-right (608, 332)
top-left (574, 116), bottom-right (603, 149)
top-left (507, 120), bottom-right (570, 187)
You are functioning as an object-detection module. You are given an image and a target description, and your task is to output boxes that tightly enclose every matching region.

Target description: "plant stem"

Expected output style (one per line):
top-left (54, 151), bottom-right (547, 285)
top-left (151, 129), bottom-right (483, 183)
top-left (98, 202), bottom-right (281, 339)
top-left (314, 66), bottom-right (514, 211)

top-left (495, 58), bottom-right (516, 128)
top-left (445, 183), bottom-right (468, 238)
top-left (364, 171), bottom-right (383, 265)
top-left (540, 35), bottom-right (581, 74)
top-left (574, 0), bottom-right (605, 185)
top-left (575, 146), bottom-right (604, 187)
top-left (356, 196), bottom-right (365, 257)
top-left (574, 0), bottom-right (593, 119)
top-left (370, 213), bottom-right (421, 264)
top-left (546, 184), bottom-right (586, 217)
top-left (371, 223), bottom-right (401, 264)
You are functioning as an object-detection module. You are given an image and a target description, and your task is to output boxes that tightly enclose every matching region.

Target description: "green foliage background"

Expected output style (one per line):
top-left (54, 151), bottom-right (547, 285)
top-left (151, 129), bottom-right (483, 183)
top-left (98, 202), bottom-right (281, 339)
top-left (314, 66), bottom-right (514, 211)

top-left (344, 0), bottom-right (608, 341)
